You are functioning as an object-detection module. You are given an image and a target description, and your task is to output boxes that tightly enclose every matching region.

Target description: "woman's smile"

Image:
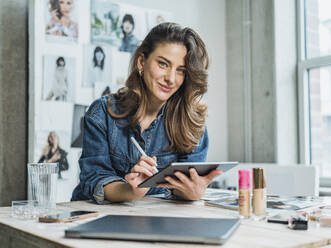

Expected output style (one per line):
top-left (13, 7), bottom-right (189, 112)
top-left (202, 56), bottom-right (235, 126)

top-left (158, 83), bottom-right (172, 93)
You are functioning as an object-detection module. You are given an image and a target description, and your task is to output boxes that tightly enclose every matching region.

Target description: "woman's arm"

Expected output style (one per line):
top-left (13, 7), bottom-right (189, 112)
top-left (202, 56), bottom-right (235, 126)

top-left (103, 155), bottom-right (157, 202)
top-left (104, 181), bottom-right (147, 202)
top-left (78, 99), bottom-right (156, 203)
top-left (78, 111), bottom-right (126, 203)
top-left (58, 149), bottom-right (69, 171)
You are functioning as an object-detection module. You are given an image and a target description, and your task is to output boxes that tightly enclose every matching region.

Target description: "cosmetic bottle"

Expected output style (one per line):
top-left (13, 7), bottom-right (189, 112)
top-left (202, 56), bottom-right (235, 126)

top-left (252, 168), bottom-right (266, 216)
top-left (238, 170), bottom-right (251, 218)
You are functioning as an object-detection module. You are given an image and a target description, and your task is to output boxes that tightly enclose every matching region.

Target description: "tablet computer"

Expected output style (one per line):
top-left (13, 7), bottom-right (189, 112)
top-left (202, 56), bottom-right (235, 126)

top-left (138, 161), bottom-right (238, 188)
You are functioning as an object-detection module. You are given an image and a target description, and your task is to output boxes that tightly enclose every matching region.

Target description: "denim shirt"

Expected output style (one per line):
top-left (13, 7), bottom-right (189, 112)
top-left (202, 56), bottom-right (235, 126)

top-left (71, 96), bottom-right (209, 204)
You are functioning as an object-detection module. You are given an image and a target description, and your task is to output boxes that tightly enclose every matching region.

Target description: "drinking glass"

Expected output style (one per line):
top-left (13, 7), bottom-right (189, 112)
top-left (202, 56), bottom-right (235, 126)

top-left (27, 163), bottom-right (58, 211)
top-left (11, 200), bottom-right (39, 220)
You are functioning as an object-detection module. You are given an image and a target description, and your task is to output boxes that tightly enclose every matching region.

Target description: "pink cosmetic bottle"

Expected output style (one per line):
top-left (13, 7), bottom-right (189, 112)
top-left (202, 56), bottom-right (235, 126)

top-left (238, 170), bottom-right (251, 218)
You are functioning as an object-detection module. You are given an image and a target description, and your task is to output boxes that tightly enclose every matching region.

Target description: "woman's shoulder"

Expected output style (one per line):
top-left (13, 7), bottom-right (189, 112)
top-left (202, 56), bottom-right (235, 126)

top-left (86, 95), bottom-right (121, 120)
top-left (86, 96), bottom-right (111, 120)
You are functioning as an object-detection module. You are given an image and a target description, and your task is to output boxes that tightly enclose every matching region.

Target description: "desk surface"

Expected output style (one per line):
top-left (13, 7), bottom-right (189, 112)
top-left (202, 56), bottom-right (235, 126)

top-left (0, 191), bottom-right (331, 248)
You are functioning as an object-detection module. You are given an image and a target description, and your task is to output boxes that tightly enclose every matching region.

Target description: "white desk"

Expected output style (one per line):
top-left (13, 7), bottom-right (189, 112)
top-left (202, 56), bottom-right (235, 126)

top-left (0, 192), bottom-right (331, 248)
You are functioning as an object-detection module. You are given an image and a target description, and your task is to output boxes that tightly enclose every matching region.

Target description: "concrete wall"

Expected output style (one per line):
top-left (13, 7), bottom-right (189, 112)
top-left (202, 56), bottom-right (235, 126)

top-left (250, 0), bottom-right (276, 162)
top-left (226, 0), bottom-right (246, 161)
top-left (227, 0), bottom-right (298, 163)
top-left (0, 0), bottom-right (28, 206)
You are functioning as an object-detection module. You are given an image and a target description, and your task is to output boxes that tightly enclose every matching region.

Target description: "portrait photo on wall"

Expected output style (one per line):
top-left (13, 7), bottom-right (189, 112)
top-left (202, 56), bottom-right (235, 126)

top-left (147, 9), bottom-right (173, 31)
top-left (91, 0), bottom-right (121, 46)
top-left (82, 44), bottom-right (112, 88)
top-left (35, 130), bottom-right (70, 180)
top-left (42, 55), bottom-right (76, 102)
top-left (71, 104), bottom-right (88, 148)
top-left (118, 4), bottom-right (148, 55)
top-left (45, 0), bottom-right (79, 43)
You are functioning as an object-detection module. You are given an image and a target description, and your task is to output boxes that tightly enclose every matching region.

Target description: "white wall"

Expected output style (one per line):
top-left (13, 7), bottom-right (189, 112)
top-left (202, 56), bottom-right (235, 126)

top-left (110, 0), bottom-right (228, 161)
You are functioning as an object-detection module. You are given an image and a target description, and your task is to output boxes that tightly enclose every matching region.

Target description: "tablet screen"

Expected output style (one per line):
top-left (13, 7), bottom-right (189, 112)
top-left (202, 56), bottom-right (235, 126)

top-left (138, 162), bottom-right (238, 188)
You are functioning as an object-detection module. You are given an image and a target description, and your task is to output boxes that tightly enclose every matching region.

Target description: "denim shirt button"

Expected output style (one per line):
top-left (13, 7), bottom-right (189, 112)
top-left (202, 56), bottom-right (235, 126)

top-left (147, 135), bottom-right (151, 139)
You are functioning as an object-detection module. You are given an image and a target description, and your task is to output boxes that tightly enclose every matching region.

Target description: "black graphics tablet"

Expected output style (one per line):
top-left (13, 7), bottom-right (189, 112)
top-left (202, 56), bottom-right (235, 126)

top-left (65, 215), bottom-right (241, 245)
top-left (138, 161), bottom-right (238, 188)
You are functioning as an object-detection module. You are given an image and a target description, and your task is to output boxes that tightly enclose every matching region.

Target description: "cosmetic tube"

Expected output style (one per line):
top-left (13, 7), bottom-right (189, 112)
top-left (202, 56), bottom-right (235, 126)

top-left (252, 168), bottom-right (266, 216)
top-left (238, 170), bottom-right (251, 218)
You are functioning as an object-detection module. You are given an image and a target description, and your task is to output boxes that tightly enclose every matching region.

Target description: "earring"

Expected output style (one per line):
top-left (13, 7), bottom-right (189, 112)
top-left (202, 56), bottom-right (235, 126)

top-left (139, 70), bottom-right (143, 77)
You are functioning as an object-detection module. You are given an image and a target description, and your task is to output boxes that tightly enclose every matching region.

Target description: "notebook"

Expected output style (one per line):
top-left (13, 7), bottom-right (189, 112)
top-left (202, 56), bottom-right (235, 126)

top-left (65, 215), bottom-right (240, 245)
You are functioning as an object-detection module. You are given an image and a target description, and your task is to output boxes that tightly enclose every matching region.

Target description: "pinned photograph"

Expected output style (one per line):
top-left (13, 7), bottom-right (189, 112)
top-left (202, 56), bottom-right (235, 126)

top-left (42, 55), bottom-right (76, 102)
top-left (118, 4), bottom-right (148, 55)
top-left (83, 44), bottom-right (112, 88)
top-left (45, 0), bottom-right (79, 43)
top-left (91, 0), bottom-right (121, 46)
top-left (35, 130), bottom-right (70, 180)
top-left (71, 104), bottom-right (88, 148)
top-left (147, 9), bottom-right (173, 31)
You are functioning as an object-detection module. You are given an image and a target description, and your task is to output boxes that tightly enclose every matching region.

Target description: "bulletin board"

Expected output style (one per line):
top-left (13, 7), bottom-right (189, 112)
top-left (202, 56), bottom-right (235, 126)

top-left (28, 0), bottom-right (173, 202)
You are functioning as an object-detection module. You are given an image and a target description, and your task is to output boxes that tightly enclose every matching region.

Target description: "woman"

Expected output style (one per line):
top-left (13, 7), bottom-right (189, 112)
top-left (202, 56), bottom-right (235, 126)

top-left (45, 0), bottom-right (78, 38)
top-left (46, 57), bottom-right (68, 101)
top-left (85, 46), bottom-right (106, 88)
top-left (72, 22), bottom-right (221, 203)
top-left (119, 14), bottom-right (139, 54)
top-left (39, 131), bottom-right (69, 179)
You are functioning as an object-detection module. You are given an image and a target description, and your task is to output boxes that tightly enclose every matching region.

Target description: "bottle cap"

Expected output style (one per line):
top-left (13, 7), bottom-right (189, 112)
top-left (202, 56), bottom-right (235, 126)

top-left (238, 170), bottom-right (250, 189)
top-left (253, 168), bottom-right (266, 189)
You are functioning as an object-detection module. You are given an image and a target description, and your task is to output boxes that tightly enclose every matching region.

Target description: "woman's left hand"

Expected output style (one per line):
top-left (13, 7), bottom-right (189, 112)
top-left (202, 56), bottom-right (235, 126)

top-left (158, 168), bottom-right (222, 200)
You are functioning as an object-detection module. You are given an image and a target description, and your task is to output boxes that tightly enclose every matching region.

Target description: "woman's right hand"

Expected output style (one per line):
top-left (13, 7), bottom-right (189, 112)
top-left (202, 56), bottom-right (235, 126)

top-left (124, 156), bottom-right (158, 199)
top-left (50, 10), bottom-right (60, 23)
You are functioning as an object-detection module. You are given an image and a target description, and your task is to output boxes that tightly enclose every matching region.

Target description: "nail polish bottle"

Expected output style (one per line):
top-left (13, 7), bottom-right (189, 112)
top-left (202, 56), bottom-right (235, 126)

top-left (238, 170), bottom-right (251, 218)
top-left (252, 168), bottom-right (266, 217)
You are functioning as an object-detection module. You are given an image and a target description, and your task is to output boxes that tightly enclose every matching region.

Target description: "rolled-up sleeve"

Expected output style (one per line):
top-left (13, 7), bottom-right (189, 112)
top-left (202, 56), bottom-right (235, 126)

top-left (79, 113), bottom-right (126, 204)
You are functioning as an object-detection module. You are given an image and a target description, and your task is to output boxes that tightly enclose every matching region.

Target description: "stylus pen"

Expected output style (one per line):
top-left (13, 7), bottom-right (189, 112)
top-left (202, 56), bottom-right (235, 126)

top-left (130, 136), bottom-right (158, 173)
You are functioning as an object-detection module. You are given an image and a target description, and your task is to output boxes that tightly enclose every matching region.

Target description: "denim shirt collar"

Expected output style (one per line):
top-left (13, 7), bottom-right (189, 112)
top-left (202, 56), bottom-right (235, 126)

top-left (112, 98), bottom-right (167, 131)
top-left (154, 102), bottom-right (167, 122)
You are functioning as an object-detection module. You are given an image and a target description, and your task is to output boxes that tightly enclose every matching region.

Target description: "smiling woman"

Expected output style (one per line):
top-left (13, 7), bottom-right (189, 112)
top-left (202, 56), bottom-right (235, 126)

top-left (71, 22), bottom-right (221, 204)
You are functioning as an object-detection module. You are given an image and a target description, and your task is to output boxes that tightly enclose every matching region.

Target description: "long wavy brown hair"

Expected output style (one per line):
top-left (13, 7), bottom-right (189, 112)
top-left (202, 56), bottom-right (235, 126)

top-left (108, 22), bottom-right (209, 154)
